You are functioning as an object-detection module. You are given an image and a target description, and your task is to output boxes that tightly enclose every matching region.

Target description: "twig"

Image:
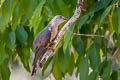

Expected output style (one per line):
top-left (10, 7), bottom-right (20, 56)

top-left (40, 0), bottom-right (84, 66)
top-left (112, 48), bottom-right (119, 58)
top-left (68, 30), bottom-right (105, 37)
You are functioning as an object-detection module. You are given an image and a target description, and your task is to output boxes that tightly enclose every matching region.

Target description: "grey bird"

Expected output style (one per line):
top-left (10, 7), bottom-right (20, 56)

top-left (32, 15), bottom-right (67, 76)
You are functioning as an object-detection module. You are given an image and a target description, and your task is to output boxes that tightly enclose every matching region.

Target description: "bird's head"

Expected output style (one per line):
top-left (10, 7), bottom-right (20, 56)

top-left (49, 15), bottom-right (67, 27)
top-left (53, 15), bottom-right (67, 24)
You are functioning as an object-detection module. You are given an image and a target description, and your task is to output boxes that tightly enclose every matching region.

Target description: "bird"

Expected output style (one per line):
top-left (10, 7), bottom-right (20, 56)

top-left (31, 15), bottom-right (67, 76)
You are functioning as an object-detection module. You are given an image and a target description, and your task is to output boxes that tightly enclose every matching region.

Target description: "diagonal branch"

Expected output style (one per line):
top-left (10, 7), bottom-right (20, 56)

top-left (40, 0), bottom-right (84, 67)
top-left (68, 30), bottom-right (105, 37)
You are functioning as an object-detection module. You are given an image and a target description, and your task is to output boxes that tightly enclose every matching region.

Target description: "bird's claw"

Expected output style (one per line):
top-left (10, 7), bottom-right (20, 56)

top-left (47, 46), bottom-right (54, 52)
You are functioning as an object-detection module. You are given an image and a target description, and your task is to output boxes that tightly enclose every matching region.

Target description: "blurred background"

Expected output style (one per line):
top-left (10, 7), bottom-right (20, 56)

top-left (0, 0), bottom-right (120, 80)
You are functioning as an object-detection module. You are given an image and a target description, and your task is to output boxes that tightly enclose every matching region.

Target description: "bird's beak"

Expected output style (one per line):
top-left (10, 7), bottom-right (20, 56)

top-left (63, 17), bottom-right (67, 22)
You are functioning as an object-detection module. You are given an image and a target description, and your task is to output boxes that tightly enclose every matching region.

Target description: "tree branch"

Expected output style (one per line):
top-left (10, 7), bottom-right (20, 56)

top-left (40, 0), bottom-right (84, 67)
top-left (68, 30), bottom-right (105, 38)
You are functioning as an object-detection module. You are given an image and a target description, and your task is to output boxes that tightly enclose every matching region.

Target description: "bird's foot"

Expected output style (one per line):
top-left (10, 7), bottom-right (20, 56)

top-left (47, 46), bottom-right (54, 51)
top-left (49, 41), bottom-right (56, 46)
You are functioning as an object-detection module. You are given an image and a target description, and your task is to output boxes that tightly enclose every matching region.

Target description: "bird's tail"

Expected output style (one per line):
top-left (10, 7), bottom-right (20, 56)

top-left (31, 47), bottom-right (47, 76)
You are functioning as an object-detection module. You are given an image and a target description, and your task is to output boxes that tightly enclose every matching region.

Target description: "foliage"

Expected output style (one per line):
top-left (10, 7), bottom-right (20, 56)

top-left (0, 0), bottom-right (120, 80)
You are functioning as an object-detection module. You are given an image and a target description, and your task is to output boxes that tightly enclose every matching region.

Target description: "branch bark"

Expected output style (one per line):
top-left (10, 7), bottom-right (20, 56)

top-left (40, 0), bottom-right (84, 66)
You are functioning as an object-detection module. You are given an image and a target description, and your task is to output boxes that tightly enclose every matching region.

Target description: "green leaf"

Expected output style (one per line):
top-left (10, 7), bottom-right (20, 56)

top-left (4, 32), bottom-right (16, 49)
top-left (52, 60), bottom-right (62, 80)
top-left (55, 40), bottom-right (64, 53)
top-left (17, 46), bottom-right (30, 72)
top-left (42, 56), bottom-right (53, 76)
top-left (12, 2), bottom-right (22, 31)
top-left (20, 0), bottom-right (37, 19)
top-left (0, 43), bottom-right (5, 65)
top-left (29, 0), bottom-right (46, 29)
top-left (94, 28), bottom-right (102, 46)
top-left (88, 71), bottom-right (97, 80)
top-left (47, 0), bottom-right (61, 15)
top-left (79, 56), bottom-right (89, 80)
top-left (2, 0), bottom-right (18, 24)
top-left (112, 7), bottom-right (120, 34)
top-left (33, 16), bottom-right (42, 36)
top-left (110, 71), bottom-right (118, 80)
top-left (0, 16), bottom-right (5, 32)
top-left (92, 0), bottom-right (112, 13)
top-left (55, 0), bottom-right (70, 17)
top-left (112, 58), bottom-right (120, 72)
top-left (25, 26), bottom-right (34, 47)
top-left (100, 5), bottom-right (112, 23)
top-left (111, 0), bottom-right (120, 4)
top-left (76, 55), bottom-right (84, 76)
top-left (0, 60), bottom-right (11, 80)
top-left (88, 43), bottom-right (101, 70)
top-left (72, 35), bottom-right (85, 55)
top-left (78, 15), bottom-right (89, 29)
top-left (15, 27), bottom-right (28, 43)
top-left (63, 24), bottom-right (75, 52)
top-left (67, 53), bottom-right (75, 76)
top-left (58, 47), bottom-right (70, 74)
top-left (101, 60), bottom-right (112, 80)
top-left (88, 60), bottom-right (106, 80)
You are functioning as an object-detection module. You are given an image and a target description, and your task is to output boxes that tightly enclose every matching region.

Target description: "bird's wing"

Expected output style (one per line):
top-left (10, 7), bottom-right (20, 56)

top-left (32, 27), bottom-right (51, 76)
top-left (33, 27), bottom-right (51, 51)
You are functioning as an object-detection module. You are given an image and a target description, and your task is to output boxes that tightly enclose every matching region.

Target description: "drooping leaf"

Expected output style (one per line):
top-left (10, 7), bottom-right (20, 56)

top-left (63, 24), bottom-right (75, 52)
top-left (101, 60), bottom-right (112, 80)
top-left (52, 59), bottom-right (62, 80)
top-left (110, 71), bottom-right (118, 80)
top-left (88, 43), bottom-right (101, 70)
top-left (47, 0), bottom-right (61, 15)
top-left (12, 2), bottom-right (22, 31)
top-left (79, 56), bottom-right (89, 80)
top-left (55, 0), bottom-right (70, 17)
top-left (55, 40), bottom-right (64, 53)
top-left (112, 7), bottom-right (120, 34)
top-left (29, 0), bottom-right (46, 29)
top-left (58, 47), bottom-right (70, 74)
top-left (20, 0), bottom-right (37, 19)
top-left (33, 16), bottom-right (43, 36)
top-left (78, 15), bottom-right (89, 29)
top-left (42, 56), bottom-right (53, 76)
top-left (92, 0), bottom-right (112, 13)
top-left (112, 58), bottom-right (120, 72)
top-left (88, 60), bottom-right (106, 80)
top-left (100, 5), bottom-right (112, 23)
top-left (0, 60), bottom-right (10, 80)
top-left (25, 26), bottom-right (34, 47)
top-left (2, 0), bottom-right (18, 24)
top-left (17, 46), bottom-right (30, 72)
top-left (67, 53), bottom-right (75, 76)
top-left (76, 55), bottom-right (84, 76)
top-left (72, 35), bottom-right (85, 55)
top-left (0, 43), bottom-right (5, 65)
top-left (111, 0), bottom-right (120, 4)
top-left (94, 28), bottom-right (102, 46)
top-left (4, 32), bottom-right (16, 49)
top-left (15, 27), bottom-right (28, 43)
top-left (0, 16), bottom-right (5, 32)
top-left (88, 71), bottom-right (97, 80)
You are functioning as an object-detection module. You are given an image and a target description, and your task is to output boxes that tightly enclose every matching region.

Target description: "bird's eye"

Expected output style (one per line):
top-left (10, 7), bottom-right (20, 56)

top-left (36, 46), bottom-right (38, 49)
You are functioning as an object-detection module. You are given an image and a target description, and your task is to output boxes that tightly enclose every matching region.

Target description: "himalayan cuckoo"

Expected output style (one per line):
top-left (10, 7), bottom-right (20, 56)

top-left (31, 15), bottom-right (67, 76)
